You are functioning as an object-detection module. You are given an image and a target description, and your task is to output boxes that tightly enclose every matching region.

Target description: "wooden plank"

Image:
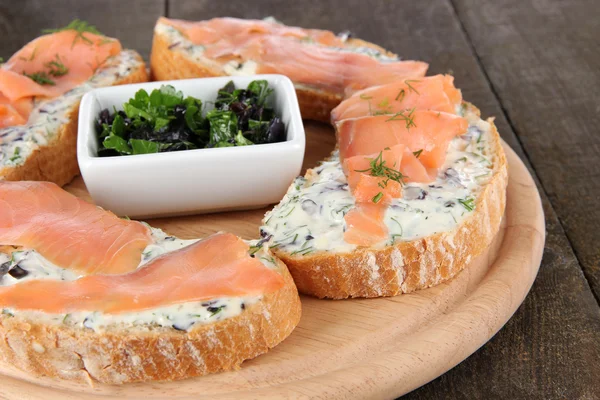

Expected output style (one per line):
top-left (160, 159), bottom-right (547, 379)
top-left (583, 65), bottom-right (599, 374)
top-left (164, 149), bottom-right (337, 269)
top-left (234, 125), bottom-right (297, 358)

top-left (0, 0), bottom-right (164, 60)
top-left (167, 0), bottom-right (600, 397)
top-left (451, 0), bottom-right (600, 302)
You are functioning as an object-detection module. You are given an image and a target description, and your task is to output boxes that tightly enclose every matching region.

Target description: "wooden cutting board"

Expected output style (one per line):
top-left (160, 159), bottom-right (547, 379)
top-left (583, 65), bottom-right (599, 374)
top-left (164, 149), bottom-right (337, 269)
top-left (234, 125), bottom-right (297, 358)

top-left (0, 121), bottom-right (545, 399)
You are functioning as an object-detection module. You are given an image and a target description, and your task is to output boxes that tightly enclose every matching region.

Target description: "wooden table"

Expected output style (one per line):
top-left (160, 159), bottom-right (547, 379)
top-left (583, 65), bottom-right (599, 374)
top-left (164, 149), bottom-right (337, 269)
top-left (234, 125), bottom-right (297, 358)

top-left (1, 1), bottom-right (599, 398)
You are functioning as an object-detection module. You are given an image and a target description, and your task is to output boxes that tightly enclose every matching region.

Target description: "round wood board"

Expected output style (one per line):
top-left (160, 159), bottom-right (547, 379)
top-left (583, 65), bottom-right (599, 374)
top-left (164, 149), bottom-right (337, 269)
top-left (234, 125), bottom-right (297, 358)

top-left (0, 121), bottom-right (545, 399)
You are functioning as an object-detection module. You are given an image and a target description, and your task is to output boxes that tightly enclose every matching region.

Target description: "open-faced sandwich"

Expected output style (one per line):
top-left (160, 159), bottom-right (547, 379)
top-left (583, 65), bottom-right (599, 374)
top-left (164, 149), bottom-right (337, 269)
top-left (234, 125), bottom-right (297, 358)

top-left (150, 17), bottom-right (428, 121)
top-left (0, 20), bottom-right (148, 186)
top-left (151, 17), bottom-right (508, 299)
top-left (0, 181), bottom-right (301, 384)
top-left (263, 78), bottom-right (507, 298)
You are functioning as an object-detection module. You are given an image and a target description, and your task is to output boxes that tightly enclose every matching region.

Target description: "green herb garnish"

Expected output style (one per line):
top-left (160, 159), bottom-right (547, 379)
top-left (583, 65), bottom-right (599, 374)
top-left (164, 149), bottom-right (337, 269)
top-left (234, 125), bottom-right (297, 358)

top-left (405, 79), bottom-right (421, 94)
top-left (9, 147), bottom-right (21, 162)
top-left (96, 80), bottom-right (283, 157)
top-left (355, 150), bottom-right (407, 189)
top-left (385, 108), bottom-right (416, 130)
top-left (413, 149), bottom-right (423, 158)
top-left (208, 306), bottom-right (225, 317)
top-left (43, 19), bottom-right (103, 48)
top-left (458, 197), bottom-right (475, 211)
top-left (372, 192), bottom-right (384, 203)
top-left (247, 79), bottom-right (273, 108)
top-left (23, 71), bottom-right (55, 85)
top-left (249, 245), bottom-right (261, 256)
top-left (45, 54), bottom-right (69, 77)
top-left (395, 89), bottom-right (405, 101)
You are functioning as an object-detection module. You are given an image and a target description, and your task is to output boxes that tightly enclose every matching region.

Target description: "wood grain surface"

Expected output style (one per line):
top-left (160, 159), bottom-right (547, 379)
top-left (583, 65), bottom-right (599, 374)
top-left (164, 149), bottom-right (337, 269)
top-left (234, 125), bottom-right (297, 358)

top-left (0, 0), bottom-right (163, 60)
top-left (452, 0), bottom-right (600, 303)
top-left (0, 140), bottom-right (543, 400)
top-left (0, 0), bottom-right (598, 398)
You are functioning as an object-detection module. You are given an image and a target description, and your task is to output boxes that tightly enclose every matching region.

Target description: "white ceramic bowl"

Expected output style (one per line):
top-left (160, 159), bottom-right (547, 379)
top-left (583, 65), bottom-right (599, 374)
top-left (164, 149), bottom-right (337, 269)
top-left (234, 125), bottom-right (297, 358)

top-left (77, 75), bottom-right (305, 218)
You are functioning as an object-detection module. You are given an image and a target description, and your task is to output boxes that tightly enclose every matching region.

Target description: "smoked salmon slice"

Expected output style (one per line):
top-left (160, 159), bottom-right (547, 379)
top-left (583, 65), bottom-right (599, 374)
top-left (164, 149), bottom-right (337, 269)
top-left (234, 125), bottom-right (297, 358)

top-left (400, 148), bottom-right (438, 183)
top-left (0, 26), bottom-right (122, 128)
top-left (162, 17), bottom-right (346, 47)
top-left (162, 17), bottom-right (428, 94)
top-left (331, 74), bottom-right (462, 123)
top-left (0, 181), bottom-right (152, 275)
top-left (0, 232), bottom-right (285, 314)
top-left (344, 203), bottom-right (388, 247)
top-left (0, 94), bottom-right (30, 127)
top-left (237, 36), bottom-right (428, 93)
top-left (343, 144), bottom-right (405, 203)
top-left (337, 111), bottom-right (468, 169)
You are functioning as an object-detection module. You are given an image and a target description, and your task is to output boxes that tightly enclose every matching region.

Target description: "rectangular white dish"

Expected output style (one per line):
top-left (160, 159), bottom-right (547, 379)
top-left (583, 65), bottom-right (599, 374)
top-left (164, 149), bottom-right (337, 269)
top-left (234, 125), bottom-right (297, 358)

top-left (77, 74), bottom-right (305, 218)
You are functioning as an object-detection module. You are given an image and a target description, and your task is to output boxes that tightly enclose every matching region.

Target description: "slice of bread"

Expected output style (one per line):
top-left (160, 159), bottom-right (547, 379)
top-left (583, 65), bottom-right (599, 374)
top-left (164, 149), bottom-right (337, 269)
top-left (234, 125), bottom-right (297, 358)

top-left (262, 103), bottom-right (508, 299)
top-left (0, 243), bottom-right (301, 385)
top-left (150, 18), bottom-right (399, 122)
top-left (0, 50), bottom-right (149, 186)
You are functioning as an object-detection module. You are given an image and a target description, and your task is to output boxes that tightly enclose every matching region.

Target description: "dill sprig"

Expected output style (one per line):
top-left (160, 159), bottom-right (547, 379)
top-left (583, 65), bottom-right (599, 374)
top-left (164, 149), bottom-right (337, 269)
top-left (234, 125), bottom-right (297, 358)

top-left (405, 79), bottom-right (421, 94)
top-left (43, 19), bottom-right (103, 48)
top-left (385, 107), bottom-right (417, 130)
top-left (458, 197), bottom-right (475, 211)
top-left (412, 149), bottom-right (423, 158)
top-left (355, 150), bottom-right (407, 203)
top-left (395, 89), bottom-right (405, 101)
top-left (23, 71), bottom-right (55, 85)
top-left (45, 54), bottom-right (69, 77)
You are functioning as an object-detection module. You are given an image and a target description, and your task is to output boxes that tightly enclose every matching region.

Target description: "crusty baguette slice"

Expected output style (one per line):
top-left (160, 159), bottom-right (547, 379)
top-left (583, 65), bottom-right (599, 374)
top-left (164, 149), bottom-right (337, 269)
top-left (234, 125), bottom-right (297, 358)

top-left (265, 103), bottom-right (508, 299)
top-left (150, 19), bottom-right (398, 122)
top-left (0, 251), bottom-right (300, 385)
top-left (0, 50), bottom-right (149, 186)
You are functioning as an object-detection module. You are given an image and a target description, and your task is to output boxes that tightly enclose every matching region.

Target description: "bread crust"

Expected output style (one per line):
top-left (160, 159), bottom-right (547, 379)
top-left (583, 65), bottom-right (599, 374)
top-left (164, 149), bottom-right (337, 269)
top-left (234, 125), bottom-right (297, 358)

top-left (0, 258), bottom-right (301, 385)
top-left (150, 26), bottom-right (396, 122)
top-left (0, 52), bottom-right (149, 186)
top-left (273, 106), bottom-right (507, 299)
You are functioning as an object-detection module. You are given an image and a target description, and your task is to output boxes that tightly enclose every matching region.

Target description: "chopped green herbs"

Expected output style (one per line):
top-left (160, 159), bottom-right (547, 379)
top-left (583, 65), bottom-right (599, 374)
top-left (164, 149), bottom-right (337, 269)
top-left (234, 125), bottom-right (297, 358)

top-left (290, 246), bottom-right (314, 256)
top-left (23, 71), bottom-right (55, 85)
top-left (372, 192), bottom-right (384, 203)
top-left (395, 89), bottom-right (405, 101)
top-left (9, 147), bottom-right (21, 163)
top-left (355, 150), bottom-right (407, 192)
top-left (208, 305), bottom-right (225, 317)
top-left (43, 19), bottom-right (104, 48)
top-left (390, 217), bottom-right (403, 236)
top-left (249, 245), bottom-right (261, 256)
top-left (385, 108), bottom-right (416, 130)
top-left (412, 149), bottom-right (423, 158)
top-left (405, 79), bottom-right (421, 94)
top-left (458, 197), bottom-right (475, 211)
top-left (45, 54), bottom-right (69, 77)
top-left (22, 53), bottom-right (69, 87)
top-left (95, 80), bottom-right (285, 157)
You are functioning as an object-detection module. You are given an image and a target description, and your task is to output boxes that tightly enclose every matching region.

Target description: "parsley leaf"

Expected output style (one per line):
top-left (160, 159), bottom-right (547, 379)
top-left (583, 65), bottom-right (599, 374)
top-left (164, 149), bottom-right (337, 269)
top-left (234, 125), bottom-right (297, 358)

top-left (130, 139), bottom-right (159, 155)
top-left (206, 109), bottom-right (237, 145)
top-left (103, 134), bottom-right (131, 155)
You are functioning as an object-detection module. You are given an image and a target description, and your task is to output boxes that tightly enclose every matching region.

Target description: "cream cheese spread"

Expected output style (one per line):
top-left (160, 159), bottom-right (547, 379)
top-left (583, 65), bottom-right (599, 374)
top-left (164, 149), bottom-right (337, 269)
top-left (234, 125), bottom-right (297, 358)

top-left (0, 227), bottom-right (272, 332)
top-left (260, 107), bottom-right (496, 253)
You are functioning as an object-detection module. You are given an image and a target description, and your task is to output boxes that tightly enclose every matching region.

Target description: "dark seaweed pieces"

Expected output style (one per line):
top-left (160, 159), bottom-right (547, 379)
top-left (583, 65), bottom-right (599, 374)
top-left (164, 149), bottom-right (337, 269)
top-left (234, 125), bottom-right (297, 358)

top-left (95, 80), bottom-right (286, 157)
